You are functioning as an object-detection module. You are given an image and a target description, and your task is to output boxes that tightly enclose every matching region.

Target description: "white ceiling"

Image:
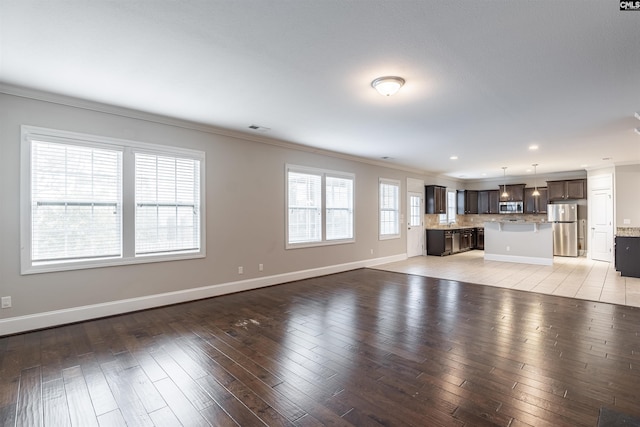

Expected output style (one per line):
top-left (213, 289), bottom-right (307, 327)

top-left (1, 1), bottom-right (639, 180)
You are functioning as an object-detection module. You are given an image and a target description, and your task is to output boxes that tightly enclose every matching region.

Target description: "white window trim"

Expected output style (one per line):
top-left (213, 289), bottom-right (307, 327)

top-left (285, 164), bottom-right (355, 249)
top-left (379, 178), bottom-right (401, 240)
top-left (20, 125), bottom-right (206, 274)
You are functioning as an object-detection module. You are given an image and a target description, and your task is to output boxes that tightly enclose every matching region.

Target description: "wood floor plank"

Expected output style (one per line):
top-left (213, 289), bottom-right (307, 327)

top-left (1, 268), bottom-right (640, 426)
top-left (62, 365), bottom-right (99, 427)
top-left (153, 377), bottom-right (211, 427)
top-left (42, 378), bottom-right (71, 427)
top-left (76, 353), bottom-right (119, 416)
top-left (15, 366), bottom-right (43, 426)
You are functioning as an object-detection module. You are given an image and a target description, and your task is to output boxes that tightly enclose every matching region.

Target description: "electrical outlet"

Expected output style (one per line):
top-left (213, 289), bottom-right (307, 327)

top-left (238, 266), bottom-right (243, 274)
top-left (259, 264), bottom-right (263, 271)
top-left (370, 249), bottom-right (374, 255)
top-left (1, 296), bottom-right (11, 309)
top-left (506, 246), bottom-right (510, 252)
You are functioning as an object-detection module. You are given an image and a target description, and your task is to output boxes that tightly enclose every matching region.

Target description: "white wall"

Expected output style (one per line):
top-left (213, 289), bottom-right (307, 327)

top-left (0, 92), bottom-right (421, 333)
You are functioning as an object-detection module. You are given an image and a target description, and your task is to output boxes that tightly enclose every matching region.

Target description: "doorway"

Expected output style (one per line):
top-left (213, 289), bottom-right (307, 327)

top-left (589, 174), bottom-right (613, 262)
top-left (407, 192), bottom-right (424, 257)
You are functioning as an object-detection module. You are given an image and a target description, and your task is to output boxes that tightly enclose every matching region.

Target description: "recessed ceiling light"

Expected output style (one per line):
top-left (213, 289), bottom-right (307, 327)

top-left (481, 173), bottom-right (487, 176)
top-left (526, 169), bottom-right (532, 173)
top-left (580, 164), bottom-right (588, 168)
top-left (529, 144), bottom-right (539, 150)
top-left (449, 155), bottom-right (458, 160)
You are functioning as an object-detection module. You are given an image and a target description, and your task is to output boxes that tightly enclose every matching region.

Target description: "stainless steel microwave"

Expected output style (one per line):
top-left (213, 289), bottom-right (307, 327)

top-left (499, 201), bottom-right (523, 214)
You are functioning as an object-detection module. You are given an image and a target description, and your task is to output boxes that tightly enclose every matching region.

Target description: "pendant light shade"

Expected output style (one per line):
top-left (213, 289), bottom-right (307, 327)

top-left (501, 167), bottom-right (508, 198)
top-left (532, 164), bottom-right (540, 197)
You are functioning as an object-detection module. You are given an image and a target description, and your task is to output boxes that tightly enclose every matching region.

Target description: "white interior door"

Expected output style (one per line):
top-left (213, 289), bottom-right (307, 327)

top-left (407, 192), bottom-right (423, 257)
top-left (589, 177), bottom-right (613, 262)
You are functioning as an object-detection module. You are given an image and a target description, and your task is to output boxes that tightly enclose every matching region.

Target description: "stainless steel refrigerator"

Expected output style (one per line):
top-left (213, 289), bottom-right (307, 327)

top-left (547, 203), bottom-right (578, 257)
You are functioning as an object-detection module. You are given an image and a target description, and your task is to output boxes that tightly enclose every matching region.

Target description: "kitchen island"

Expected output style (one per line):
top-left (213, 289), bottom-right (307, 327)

top-left (484, 221), bottom-right (553, 266)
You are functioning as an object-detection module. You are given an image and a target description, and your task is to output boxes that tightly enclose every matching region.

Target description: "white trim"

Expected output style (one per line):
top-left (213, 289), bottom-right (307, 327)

top-left (483, 253), bottom-right (553, 266)
top-left (0, 254), bottom-right (407, 336)
top-left (285, 164), bottom-right (355, 249)
top-left (1, 85), bottom-right (427, 175)
top-left (20, 125), bottom-right (206, 274)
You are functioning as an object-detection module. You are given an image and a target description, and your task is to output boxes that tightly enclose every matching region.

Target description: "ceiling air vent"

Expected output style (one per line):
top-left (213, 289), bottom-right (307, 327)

top-left (248, 124), bottom-right (270, 133)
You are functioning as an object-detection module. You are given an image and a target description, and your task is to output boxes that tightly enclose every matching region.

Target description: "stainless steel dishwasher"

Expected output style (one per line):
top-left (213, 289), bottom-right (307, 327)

top-left (451, 230), bottom-right (460, 254)
top-left (444, 230), bottom-right (453, 255)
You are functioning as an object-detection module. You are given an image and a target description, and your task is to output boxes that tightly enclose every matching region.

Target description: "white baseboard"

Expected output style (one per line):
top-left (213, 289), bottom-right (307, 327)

top-left (484, 253), bottom-right (553, 266)
top-left (0, 254), bottom-right (406, 336)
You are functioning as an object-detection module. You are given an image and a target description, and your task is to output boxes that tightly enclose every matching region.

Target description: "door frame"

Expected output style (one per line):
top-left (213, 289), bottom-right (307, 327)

top-left (588, 173), bottom-right (613, 262)
top-left (406, 178), bottom-right (425, 257)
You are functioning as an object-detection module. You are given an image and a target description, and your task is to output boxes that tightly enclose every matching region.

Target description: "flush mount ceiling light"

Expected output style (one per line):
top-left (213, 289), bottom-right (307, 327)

top-left (371, 76), bottom-right (405, 96)
top-left (501, 166), bottom-right (509, 198)
top-left (532, 164), bottom-right (540, 197)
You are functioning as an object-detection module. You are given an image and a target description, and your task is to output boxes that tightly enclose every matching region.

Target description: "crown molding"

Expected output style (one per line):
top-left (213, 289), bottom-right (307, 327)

top-left (0, 83), bottom-right (426, 176)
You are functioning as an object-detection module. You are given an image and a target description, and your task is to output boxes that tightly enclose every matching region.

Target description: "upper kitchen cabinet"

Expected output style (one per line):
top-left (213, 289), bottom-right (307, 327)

top-left (547, 179), bottom-right (586, 201)
top-left (478, 190), bottom-right (500, 214)
top-left (425, 185), bottom-right (447, 214)
top-left (498, 184), bottom-right (526, 202)
top-left (457, 190), bottom-right (478, 215)
top-left (524, 187), bottom-right (548, 214)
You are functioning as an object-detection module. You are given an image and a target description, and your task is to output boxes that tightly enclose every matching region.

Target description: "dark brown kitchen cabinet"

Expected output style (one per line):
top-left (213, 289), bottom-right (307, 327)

top-left (460, 228), bottom-right (476, 251)
top-left (547, 179), bottom-right (586, 201)
top-left (457, 190), bottom-right (478, 214)
top-left (615, 237), bottom-right (640, 278)
top-left (499, 184), bottom-right (526, 202)
top-left (425, 185), bottom-right (447, 214)
top-left (524, 187), bottom-right (548, 214)
top-left (478, 190), bottom-right (500, 214)
top-left (427, 228), bottom-right (476, 256)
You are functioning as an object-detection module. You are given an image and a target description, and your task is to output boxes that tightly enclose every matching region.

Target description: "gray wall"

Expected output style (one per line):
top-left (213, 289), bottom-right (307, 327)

top-left (0, 93), bottom-right (416, 323)
top-left (615, 164), bottom-right (640, 227)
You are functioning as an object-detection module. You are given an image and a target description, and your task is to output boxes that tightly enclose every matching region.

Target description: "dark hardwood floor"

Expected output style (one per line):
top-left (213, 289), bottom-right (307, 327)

top-left (1, 268), bottom-right (639, 426)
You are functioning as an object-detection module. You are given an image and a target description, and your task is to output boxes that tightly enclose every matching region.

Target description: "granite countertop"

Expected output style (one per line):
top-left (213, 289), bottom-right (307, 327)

top-left (426, 225), bottom-right (483, 230)
top-left (617, 227), bottom-right (640, 237)
top-left (487, 219), bottom-right (549, 224)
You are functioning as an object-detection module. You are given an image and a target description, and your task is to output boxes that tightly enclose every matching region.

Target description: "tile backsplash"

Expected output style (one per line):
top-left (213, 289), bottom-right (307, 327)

top-left (425, 213), bottom-right (547, 228)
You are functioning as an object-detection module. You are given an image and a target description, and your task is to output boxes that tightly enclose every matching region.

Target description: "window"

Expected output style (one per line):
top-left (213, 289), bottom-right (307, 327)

top-left (379, 178), bottom-right (400, 239)
top-left (21, 126), bottom-right (205, 274)
top-left (135, 153), bottom-right (201, 255)
top-left (438, 189), bottom-right (457, 224)
top-left (409, 195), bottom-right (421, 227)
top-left (286, 165), bottom-right (354, 248)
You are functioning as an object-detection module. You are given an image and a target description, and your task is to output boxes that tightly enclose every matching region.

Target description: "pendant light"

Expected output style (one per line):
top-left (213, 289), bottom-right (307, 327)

top-left (532, 164), bottom-right (540, 197)
top-left (501, 167), bottom-right (508, 198)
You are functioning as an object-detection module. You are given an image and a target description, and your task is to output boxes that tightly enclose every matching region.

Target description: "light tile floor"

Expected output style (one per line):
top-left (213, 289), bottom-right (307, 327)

top-left (373, 251), bottom-right (640, 307)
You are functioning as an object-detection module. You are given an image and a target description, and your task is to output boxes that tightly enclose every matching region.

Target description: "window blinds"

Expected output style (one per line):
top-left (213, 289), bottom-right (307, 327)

top-left (31, 140), bottom-right (122, 262)
top-left (325, 176), bottom-right (353, 240)
top-left (135, 153), bottom-right (201, 255)
top-left (379, 181), bottom-right (399, 236)
top-left (287, 171), bottom-right (322, 244)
